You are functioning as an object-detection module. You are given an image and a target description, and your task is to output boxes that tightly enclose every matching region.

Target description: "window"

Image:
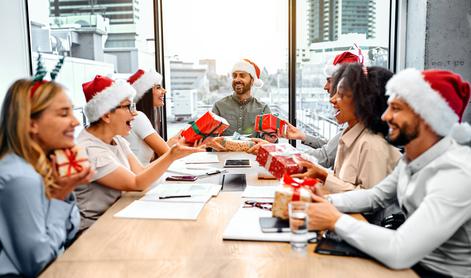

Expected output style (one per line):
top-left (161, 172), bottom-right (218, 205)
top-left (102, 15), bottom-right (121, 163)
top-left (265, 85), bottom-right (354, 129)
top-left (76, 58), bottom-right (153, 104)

top-left (161, 0), bottom-right (289, 137)
top-left (295, 0), bottom-right (391, 148)
top-left (28, 0), bottom-right (156, 135)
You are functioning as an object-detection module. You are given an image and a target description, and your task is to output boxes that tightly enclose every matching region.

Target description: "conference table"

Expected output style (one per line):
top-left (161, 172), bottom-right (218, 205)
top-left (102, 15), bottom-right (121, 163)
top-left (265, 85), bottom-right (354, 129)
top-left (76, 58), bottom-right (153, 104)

top-left (40, 152), bottom-right (416, 278)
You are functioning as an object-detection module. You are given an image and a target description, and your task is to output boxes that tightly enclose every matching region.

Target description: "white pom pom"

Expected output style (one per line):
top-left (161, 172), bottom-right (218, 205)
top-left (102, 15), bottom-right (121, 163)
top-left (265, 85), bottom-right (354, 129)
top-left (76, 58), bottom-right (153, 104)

top-left (253, 79), bottom-right (264, 88)
top-left (450, 122), bottom-right (471, 144)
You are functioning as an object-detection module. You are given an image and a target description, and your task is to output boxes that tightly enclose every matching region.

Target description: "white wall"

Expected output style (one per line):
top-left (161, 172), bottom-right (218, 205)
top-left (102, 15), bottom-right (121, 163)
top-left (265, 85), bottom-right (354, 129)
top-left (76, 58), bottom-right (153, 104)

top-left (0, 0), bottom-right (31, 108)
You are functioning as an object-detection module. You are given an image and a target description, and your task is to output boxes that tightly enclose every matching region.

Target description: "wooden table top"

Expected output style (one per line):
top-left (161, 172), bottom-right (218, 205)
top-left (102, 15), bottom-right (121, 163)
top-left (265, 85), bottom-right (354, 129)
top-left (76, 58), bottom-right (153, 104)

top-left (40, 189), bottom-right (416, 278)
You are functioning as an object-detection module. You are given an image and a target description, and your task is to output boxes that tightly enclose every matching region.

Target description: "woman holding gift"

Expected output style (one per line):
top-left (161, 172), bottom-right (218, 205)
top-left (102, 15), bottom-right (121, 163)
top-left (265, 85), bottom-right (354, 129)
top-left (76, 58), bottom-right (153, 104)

top-left (0, 73), bottom-right (93, 276)
top-left (125, 69), bottom-right (180, 165)
top-left (292, 64), bottom-right (401, 193)
top-left (75, 75), bottom-right (204, 231)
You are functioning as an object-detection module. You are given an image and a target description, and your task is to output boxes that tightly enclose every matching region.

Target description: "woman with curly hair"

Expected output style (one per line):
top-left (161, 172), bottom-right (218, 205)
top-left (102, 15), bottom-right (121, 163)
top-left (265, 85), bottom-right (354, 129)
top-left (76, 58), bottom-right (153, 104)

top-left (0, 79), bottom-right (92, 277)
top-left (293, 63), bottom-right (401, 193)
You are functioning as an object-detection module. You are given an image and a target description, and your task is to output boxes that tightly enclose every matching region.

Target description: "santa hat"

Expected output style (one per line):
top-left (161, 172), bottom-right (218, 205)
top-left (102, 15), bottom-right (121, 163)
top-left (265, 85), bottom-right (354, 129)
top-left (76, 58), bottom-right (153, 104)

top-left (324, 45), bottom-right (364, 77)
top-left (127, 69), bottom-right (162, 102)
top-left (83, 75), bottom-right (136, 123)
top-left (386, 68), bottom-right (471, 144)
top-left (232, 59), bottom-right (264, 88)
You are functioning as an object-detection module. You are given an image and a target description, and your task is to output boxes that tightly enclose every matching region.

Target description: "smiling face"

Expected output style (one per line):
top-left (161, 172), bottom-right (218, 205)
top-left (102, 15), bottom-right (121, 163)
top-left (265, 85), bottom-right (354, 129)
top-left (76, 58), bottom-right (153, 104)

top-left (382, 97), bottom-right (421, 146)
top-left (108, 99), bottom-right (137, 136)
top-left (30, 90), bottom-right (79, 152)
top-left (330, 78), bottom-right (358, 126)
top-left (232, 71), bottom-right (253, 95)
top-left (152, 84), bottom-right (166, 107)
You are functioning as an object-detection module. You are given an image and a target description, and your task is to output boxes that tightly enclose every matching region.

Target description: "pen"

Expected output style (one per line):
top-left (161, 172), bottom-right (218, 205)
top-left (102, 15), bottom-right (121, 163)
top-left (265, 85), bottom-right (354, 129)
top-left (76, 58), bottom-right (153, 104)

top-left (159, 195), bottom-right (192, 199)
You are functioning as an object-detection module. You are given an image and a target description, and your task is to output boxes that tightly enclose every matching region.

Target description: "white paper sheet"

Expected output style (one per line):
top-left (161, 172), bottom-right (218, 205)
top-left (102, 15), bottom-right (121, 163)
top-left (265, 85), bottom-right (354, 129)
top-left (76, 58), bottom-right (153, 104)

top-left (222, 206), bottom-right (317, 242)
top-left (145, 183), bottom-right (222, 198)
top-left (241, 185), bottom-right (277, 199)
top-left (181, 152), bottom-right (220, 164)
top-left (114, 200), bottom-right (205, 220)
top-left (139, 194), bottom-right (211, 203)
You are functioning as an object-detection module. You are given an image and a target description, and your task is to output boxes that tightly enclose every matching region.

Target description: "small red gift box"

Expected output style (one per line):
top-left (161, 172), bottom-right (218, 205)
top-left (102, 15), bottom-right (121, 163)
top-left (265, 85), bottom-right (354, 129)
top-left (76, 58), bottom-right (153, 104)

top-left (54, 146), bottom-right (90, 177)
top-left (256, 143), bottom-right (296, 167)
top-left (267, 152), bottom-right (305, 179)
top-left (182, 111), bottom-right (230, 143)
top-left (272, 173), bottom-right (317, 219)
top-left (254, 114), bottom-right (287, 135)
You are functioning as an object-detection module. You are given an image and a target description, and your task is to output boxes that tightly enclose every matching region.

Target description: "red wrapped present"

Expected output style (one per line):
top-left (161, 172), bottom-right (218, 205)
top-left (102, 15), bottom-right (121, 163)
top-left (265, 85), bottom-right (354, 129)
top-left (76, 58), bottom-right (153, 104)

top-left (256, 143), bottom-right (297, 167)
top-left (254, 114), bottom-right (287, 135)
top-left (54, 146), bottom-right (90, 177)
top-left (272, 173), bottom-right (317, 219)
top-left (181, 111), bottom-right (229, 143)
top-left (267, 152), bottom-right (306, 179)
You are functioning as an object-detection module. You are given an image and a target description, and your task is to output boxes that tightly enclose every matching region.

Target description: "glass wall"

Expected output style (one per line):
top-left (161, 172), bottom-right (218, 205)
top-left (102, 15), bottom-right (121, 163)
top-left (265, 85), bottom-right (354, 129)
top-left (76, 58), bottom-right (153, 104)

top-left (27, 0), bottom-right (156, 135)
top-left (161, 0), bottom-right (289, 137)
top-left (295, 0), bottom-right (391, 147)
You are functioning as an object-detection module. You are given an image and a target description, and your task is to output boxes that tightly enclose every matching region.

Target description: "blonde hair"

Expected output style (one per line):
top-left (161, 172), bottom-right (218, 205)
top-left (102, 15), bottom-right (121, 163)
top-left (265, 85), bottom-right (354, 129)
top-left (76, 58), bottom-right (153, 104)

top-left (0, 79), bottom-right (64, 198)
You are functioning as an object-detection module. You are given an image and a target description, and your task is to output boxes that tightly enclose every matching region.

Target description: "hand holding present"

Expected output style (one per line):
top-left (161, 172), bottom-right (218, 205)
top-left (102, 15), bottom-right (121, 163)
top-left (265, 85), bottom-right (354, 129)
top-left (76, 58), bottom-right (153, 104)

top-left (280, 122), bottom-right (306, 140)
top-left (54, 146), bottom-right (90, 177)
top-left (291, 160), bottom-right (328, 183)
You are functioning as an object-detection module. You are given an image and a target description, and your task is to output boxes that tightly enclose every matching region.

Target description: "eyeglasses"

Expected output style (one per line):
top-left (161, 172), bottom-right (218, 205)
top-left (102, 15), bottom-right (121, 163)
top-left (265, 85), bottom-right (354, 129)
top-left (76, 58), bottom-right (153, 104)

top-left (243, 200), bottom-right (273, 211)
top-left (114, 102), bottom-right (136, 114)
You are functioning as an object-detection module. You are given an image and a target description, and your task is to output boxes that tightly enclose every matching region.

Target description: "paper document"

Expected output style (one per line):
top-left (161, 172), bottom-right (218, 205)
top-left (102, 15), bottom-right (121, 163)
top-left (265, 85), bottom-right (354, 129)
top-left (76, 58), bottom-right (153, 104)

top-left (145, 183), bottom-right (222, 198)
top-left (222, 205), bottom-right (317, 242)
top-left (242, 185), bottom-right (277, 199)
top-left (182, 152), bottom-right (220, 164)
top-left (140, 194), bottom-right (211, 203)
top-left (114, 200), bottom-right (205, 220)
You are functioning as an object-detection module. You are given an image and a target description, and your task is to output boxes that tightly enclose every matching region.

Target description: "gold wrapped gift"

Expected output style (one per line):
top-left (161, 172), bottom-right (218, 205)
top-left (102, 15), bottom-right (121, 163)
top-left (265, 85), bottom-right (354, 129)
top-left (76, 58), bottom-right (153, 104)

top-left (54, 146), bottom-right (90, 177)
top-left (272, 174), bottom-right (316, 219)
top-left (215, 137), bottom-right (255, 152)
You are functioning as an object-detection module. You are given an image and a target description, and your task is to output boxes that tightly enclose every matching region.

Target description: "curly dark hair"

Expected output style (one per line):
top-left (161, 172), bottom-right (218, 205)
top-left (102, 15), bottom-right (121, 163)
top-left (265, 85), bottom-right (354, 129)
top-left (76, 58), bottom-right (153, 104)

top-left (331, 63), bottom-right (393, 137)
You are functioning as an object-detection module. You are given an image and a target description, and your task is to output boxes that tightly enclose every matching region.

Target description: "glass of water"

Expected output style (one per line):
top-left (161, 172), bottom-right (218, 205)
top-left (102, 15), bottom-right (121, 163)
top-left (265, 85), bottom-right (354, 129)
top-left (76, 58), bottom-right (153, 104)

top-left (289, 201), bottom-right (309, 252)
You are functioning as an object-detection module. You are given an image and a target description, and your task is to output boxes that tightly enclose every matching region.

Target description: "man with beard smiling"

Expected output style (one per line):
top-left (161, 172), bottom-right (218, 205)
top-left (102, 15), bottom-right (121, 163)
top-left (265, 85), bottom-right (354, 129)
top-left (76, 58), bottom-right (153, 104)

top-left (212, 59), bottom-right (273, 140)
top-left (303, 69), bottom-right (471, 277)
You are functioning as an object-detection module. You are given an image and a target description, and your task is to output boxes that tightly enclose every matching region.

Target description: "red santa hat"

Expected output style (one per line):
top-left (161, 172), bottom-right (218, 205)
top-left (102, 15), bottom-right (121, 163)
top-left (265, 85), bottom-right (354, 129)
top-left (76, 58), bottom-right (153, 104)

top-left (83, 75), bottom-right (136, 123)
top-left (386, 68), bottom-right (471, 144)
top-left (324, 46), bottom-right (364, 77)
top-left (232, 59), bottom-right (264, 88)
top-left (127, 69), bottom-right (162, 102)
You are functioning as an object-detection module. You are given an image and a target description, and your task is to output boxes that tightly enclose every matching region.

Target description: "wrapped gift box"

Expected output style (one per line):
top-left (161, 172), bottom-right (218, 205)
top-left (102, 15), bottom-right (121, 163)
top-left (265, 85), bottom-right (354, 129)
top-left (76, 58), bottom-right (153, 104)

top-left (215, 137), bottom-right (255, 152)
top-left (272, 174), bottom-right (316, 219)
top-left (267, 152), bottom-right (306, 179)
top-left (181, 111), bottom-right (229, 143)
top-left (54, 146), bottom-right (90, 177)
top-left (256, 143), bottom-right (297, 167)
top-left (254, 114), bottom-right (287, 135)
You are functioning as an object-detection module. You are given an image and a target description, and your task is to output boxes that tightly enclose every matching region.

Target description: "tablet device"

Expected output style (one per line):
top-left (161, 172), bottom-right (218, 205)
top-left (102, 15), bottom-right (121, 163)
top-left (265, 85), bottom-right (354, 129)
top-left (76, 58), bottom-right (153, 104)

top-left (221, 173), bottom-right (247, 192)
top-left (259, 217), bottom-right (290, 233)
top-left (223, 159), bottom-right (251, 168)
top-left (315, 233), bottom-right (369, 258)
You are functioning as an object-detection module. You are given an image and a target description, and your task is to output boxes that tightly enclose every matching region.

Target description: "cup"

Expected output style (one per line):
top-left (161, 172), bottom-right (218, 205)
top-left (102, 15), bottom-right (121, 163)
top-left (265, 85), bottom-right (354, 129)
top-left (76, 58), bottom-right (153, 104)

top-left (288, 201), bottom-right (309, 252)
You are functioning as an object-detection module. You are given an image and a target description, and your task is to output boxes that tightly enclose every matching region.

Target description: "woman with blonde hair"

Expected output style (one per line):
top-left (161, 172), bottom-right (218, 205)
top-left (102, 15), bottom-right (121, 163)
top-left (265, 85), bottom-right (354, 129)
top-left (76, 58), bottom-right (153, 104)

top-left (0, 76), bottom-right (92, 277)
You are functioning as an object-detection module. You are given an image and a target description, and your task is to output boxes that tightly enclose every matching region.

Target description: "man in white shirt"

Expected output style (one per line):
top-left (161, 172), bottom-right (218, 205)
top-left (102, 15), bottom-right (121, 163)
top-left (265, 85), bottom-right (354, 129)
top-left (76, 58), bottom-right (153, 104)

top-left (305, 69), bottom-right (471, 277)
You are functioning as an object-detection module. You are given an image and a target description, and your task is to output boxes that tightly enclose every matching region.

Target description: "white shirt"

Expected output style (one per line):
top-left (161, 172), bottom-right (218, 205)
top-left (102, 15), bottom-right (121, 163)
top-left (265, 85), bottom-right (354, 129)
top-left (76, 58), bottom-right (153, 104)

top-left (329, 137), bottom-right (471, 277)
top-left (124, 111), bottom-right (157, 165)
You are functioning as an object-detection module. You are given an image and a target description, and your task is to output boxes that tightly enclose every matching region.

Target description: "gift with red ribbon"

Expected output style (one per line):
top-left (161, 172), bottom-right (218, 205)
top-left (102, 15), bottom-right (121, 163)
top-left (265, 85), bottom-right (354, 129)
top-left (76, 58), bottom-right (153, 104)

top-left (181, 111), bottom-right (230, 143)
top-left (267, 152), bottom-right (306, 179)
top-left (54, 146), bottom-right (90, 177)
top-left (272, 173), bottom-right (317, 219)
top-left (254, 113), bottom-right (287, 135)
top-left (256, 143), bottom-right (296, 167)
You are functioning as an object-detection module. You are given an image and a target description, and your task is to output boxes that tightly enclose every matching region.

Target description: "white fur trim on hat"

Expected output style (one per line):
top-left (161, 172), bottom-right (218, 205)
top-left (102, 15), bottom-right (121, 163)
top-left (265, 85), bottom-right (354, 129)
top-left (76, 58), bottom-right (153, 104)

top-left (450, 122), bottom-right (471, 144)
top-left (132, 69), bottom-right (162, 102)
top-left (232, 60), bottom-right (264, 88)
top-left (323, 64), bottom-right (340, 77)
top-left (386, 68), bottom-right (459, 138)
top-left (84, 79), bottom-right (136, 123)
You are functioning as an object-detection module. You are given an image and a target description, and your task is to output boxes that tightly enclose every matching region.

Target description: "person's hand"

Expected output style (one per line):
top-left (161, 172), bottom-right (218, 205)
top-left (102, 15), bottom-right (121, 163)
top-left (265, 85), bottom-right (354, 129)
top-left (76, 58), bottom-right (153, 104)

top-left (291, 160), bottom-right (328, 182)
top-left (246, 138), bottom-right (270, 155)
top-left (50, 155), bottom-right (94, 201)
top-left (167, 130), bottom-right (182, 147)
top-left (280, 122), bottom-right (306, 140)
top-left (307, 194), bottom-right (342, 231)
top-left (262, 132), bottom-right (279, 143)
top-left (202, 136), bottom-right (226, 152)
top-left (169, 137), bottom-right (206, 160)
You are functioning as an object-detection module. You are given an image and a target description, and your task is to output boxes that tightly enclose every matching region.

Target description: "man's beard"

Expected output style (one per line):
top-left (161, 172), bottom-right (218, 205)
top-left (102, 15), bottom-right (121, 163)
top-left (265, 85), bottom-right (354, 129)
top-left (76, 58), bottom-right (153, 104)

top-left (386, 121), bottom-right (420, 147)
top-left (232, 81), bottom-right (251, 95)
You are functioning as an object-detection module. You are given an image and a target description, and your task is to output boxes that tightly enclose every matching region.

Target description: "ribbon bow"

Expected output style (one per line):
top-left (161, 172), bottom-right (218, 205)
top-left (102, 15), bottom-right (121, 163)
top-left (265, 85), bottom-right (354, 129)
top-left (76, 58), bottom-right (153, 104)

top-left (57, 148), bottom-right (88, 176)
top-left (282, 173), bottom-right (317, 201)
